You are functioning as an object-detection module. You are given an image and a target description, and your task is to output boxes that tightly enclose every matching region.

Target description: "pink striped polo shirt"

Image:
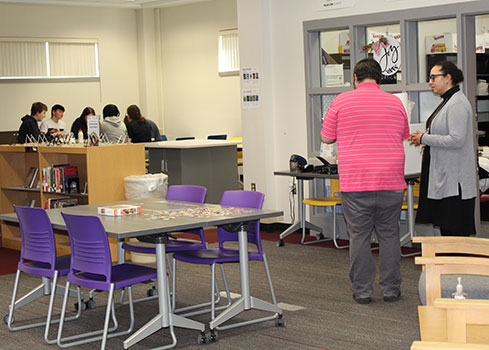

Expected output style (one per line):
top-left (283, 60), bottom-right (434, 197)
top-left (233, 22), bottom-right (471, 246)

top-left (321, 81), bottom-right (409, 192)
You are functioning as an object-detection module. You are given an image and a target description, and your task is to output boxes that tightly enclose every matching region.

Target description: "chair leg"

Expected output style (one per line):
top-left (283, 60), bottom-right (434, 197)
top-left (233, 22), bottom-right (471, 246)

top-left (174, 261), bottom-right (224, 317)
top-left (57, 282), bottom-right (134, 349)
top-left (7, 270), bottom-right (81, 337)
top-left (301, 202), bottom-right (307, 244)
top-left (44, 274), bottom-right (83, 344)
top-left (333, 205), bottom-right (349, 249)
top-left (219, 264), bottom-right (232, 308)
top-left (100, 285), bottom-right (114, 350)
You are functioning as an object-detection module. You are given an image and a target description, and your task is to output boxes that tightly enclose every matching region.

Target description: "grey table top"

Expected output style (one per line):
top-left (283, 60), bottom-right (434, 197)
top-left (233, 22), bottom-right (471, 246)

top-left (0, 198), bottom-right (283, 239)
top-left (274, 170), bottom-right (420, 181)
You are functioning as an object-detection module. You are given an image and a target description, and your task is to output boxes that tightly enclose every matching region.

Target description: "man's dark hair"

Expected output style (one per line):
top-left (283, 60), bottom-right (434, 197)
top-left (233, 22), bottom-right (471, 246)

top-left (30, 102), bottom-right (48, 116)
top-left (51, 104), bottom-right (65, 116)
top-left (102, 104), bottom-right (120, 118)
top-left (436, 60), bottom-right (464, 85)
top-left (354, 58), bottom-right (382, 84)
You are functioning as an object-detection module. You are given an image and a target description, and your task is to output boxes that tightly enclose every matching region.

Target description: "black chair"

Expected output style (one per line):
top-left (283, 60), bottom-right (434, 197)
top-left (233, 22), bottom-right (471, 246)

top-left (207, 135), bottom-right (227, 140)
top-left (175, 137), bottom-right (195, 141)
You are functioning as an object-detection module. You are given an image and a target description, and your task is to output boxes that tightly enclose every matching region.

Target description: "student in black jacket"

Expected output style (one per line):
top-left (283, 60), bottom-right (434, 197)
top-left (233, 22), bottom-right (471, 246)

top-left (18, 102), bottom-right (48, 143)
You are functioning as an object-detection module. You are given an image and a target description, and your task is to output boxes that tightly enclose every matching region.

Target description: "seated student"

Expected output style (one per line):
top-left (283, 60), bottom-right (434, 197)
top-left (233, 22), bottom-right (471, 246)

top-left (71, 106), bottom-right (95, 139)
top-left (18, 102), bottom-right (48, 143)
top-left (99, 104), bottom-right (127, 143)
top-left (125, 104), bottom-right (162, 143)
top-left (40, 104), bottom-right (67, 138)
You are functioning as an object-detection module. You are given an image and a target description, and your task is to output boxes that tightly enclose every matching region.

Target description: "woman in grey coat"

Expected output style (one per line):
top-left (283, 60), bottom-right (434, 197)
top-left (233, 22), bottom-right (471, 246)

top-left (410, 61), bottom-right (477, 236)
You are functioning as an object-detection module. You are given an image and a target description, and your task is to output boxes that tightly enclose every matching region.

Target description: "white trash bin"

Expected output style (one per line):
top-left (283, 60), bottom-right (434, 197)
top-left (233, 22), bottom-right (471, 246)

top-left (124, 173), bottom-right (168, 200)
top-left (123, 173), bottom-right (168, 263)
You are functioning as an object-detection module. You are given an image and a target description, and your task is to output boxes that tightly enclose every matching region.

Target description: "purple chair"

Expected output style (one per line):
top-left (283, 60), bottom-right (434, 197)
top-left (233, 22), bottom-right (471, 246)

top-left (6, 205), bottom-right (81, 344)
top-left (122, 184), bottom-right (207, 256)
top-left (121, 185), bottom-right (208, 300)
top-left (57, 213), bottom-right (157, 350)
top-left (172, 191), bottom-right (278, 323)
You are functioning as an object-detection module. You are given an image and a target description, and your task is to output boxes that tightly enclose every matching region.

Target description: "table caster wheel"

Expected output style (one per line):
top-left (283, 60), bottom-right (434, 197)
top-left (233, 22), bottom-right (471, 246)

top-left (197, 331), bottom-right (208, 344)
top-left (316, 233), bottom-right (325, 240)
top-left (147, 288), bottom-right (158, 297)
top-left (3, 314), bottom-right (14, 324)
top-left (209, 329), bottom-right (218, 342)
top-left (85, 298), bottom-right (96, 310)
top-left (275, 315), bottom-right (286, 327)
top-left (277, 239), bottom-right (284, 247)
top-left (74, 300), bottom-right (87, 311)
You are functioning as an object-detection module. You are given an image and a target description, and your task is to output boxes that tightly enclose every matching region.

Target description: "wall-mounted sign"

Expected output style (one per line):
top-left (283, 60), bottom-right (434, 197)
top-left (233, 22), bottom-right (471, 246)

top-left (315, 0), bottom-right (355, 11)
top-left (372, 35), bottom-right (401, 76)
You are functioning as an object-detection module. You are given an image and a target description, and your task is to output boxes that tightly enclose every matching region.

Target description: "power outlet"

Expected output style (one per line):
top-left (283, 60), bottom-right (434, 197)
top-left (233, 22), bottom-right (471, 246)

top-left (251, 183), bottom-right (256, 191)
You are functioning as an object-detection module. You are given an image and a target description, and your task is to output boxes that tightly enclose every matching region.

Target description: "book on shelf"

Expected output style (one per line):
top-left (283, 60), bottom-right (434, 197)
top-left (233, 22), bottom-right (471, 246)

top-left (23, 167), bottom-right (39, 188)
top-left (45, 197), bottom-right (78, 209)
top-left (41, 165), bottom-right (79, 194)
top-left (98, 204), bottom-right (142, 216)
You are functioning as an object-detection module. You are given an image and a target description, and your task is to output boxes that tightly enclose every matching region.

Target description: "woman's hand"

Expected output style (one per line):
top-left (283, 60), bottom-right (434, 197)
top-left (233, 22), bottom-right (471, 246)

top-left (409, 130), bottom-right (424, 147)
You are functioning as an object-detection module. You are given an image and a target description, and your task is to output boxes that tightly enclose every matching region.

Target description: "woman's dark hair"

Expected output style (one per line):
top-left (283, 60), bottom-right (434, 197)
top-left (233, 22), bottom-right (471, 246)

top-left (80, 106), bottom-right (95, 120)
top-left (354, 58), bottom-right (382, 84)
top-left (126, 105), bottom-right (146, 124)
top-left (102, 104), bottom-right (120, 118)
top-left (436, 61), bottom-right (464, 85)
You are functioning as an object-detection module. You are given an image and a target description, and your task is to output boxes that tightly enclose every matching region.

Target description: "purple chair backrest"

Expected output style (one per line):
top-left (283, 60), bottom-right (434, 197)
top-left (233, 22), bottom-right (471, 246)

top-left (218, 191), bottom-right (265, 251)
top-left (61, 213), bottom-right (112, 280)
top-left (166, 185), bottom-right (207, 237)
top-left (13, 205), bottom-right (56, 269)
top-left (166, 185), bottom-right (207, 203)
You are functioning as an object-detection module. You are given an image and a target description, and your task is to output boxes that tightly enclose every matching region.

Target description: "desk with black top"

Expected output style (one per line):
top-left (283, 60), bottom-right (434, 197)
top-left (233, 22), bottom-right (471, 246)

top-left (274, 170), bottom-right (420, 251)
top-left (0, 198), bottom-right (284, 349)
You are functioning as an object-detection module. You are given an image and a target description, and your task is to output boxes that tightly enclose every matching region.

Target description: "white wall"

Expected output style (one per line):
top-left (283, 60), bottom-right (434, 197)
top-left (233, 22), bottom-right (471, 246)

top-left (0, 3), bottom-right (140, 131)
top-left (237, 0), bottom-right (477, 219)
top-left (159, 0), bottom-right (241, 140)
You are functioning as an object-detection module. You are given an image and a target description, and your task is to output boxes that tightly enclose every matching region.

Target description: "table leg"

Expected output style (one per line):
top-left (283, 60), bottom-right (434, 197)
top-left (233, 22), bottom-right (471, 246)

top-left (123, 241), bottom-right (205, 349)
top-left (210, 226), bottom-right (282, 331)
top-left (279, 178), bottom-right (330, 246)
top-left (279, 179), bottom-right (321, 240)
top-left (401, 179), bottom-right (419, 257)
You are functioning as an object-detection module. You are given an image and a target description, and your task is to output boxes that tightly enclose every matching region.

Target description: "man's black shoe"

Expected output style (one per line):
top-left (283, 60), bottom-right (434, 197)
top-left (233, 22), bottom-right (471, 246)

top-left (383, 292), bottom-right (401, 302)
top-left (353, 294), bottom-right (372, 304)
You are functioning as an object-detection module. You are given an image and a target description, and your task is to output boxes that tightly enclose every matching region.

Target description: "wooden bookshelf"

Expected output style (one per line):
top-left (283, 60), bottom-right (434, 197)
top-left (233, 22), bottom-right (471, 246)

top-left (0, 144), bottom-right (146, 260)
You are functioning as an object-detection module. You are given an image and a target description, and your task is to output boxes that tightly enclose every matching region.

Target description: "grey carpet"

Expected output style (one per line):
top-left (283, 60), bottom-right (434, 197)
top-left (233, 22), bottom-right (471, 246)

top-left (0, 239), bottom-right (421, 349)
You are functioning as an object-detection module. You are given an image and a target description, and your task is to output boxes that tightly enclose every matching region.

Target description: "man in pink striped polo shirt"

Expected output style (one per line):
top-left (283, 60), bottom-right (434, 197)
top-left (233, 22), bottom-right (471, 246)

top-left (321, 58), bottom-right (409, 305)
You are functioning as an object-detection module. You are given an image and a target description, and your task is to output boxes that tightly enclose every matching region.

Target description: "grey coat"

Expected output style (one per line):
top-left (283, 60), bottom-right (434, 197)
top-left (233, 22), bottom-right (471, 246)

top-left (422, 90), bottom-right (477, 200)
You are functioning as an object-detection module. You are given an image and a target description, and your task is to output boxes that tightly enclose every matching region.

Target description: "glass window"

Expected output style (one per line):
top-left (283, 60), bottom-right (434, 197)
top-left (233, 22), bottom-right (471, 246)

top-left (321, 94), bottom-right (339, 122)
top-left (418, 91), bottom-right (441, 123)
top-left (417, 18), bottom-right (457, 84)
top-left (364, 24), bottom-right (401, 85)
top-left (319, 30), bottom-right (351, 88)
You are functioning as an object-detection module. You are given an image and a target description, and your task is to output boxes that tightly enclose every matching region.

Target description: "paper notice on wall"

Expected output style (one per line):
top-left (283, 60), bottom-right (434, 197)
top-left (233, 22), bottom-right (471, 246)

top-left (242, 89), bottom-right (260, 109)
top-left (314, 0), bottom-right (354, 11)
top-left (241, 67), bottom-right (259, 87)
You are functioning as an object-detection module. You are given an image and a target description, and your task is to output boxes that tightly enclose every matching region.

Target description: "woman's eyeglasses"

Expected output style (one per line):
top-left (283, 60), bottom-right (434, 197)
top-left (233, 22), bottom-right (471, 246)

top-left (429, 74), bottom-right (446, 81)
